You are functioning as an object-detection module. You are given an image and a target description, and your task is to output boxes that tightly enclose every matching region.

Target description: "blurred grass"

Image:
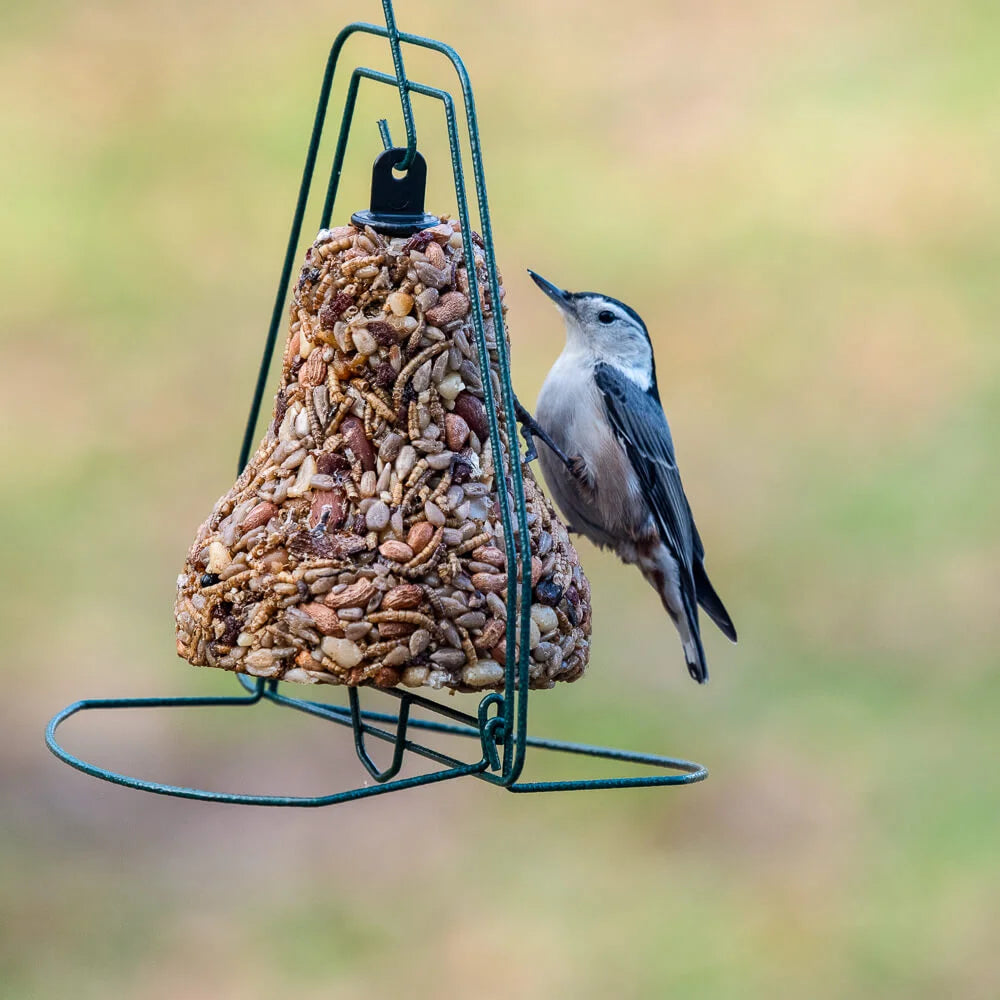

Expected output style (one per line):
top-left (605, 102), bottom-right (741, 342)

top-left (2, 1), bottom-right (999, 997)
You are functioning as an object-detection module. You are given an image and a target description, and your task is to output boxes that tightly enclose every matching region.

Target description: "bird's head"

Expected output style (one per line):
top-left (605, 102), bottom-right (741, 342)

top-left (528, 270), bottom-right (656, 392)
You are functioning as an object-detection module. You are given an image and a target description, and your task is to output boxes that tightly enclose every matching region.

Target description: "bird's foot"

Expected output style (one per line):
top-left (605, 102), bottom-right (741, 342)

top-left (518, 424), bottom-right (539, 464)
top-left (568, 454), bottom-right (593, 493)
top-left (513, 396), bottom-right (572, 468)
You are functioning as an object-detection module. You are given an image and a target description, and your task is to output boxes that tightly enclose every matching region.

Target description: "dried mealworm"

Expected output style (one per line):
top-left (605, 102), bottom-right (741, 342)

top-left (362, 640), bottom-right (407, 660)
top-left (458, 626), bottom-right (479, 668)
top-left (327, 398), bottom-right (354, 435)
top-left (327, 366), bottom-right (343, 402)
top-left (404, 458), bottom-right (429, 490)
top-left (392, 341), bottom-right (448, 409)
top-left (304, 390), bottom-right (322, 444)
top-left (369, 609), bottom-right (439, 632)
top-left (452, 532), bottom-right (491, 556)
top-left (407, 401), bottom-right (421, 441)
top-left (403, 527), bottom-right (445, 570)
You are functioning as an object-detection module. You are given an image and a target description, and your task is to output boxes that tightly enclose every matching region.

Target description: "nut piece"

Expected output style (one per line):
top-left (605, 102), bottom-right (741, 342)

top-left (300, 602), bottom-right (344, 636)
top-left (321, 636), bottom-right (363, 669)
top-left (472, 545), bottom-right (505, 568)
top-left (298, 352), bottom-right (327, 387)
top-left (472, 572), bottom-right (507, 594)
top-left (444, 413), bottom-right (470, 451)
top-left (310, 489), bottom-right (346, 530)
top-left (246, 648), bottom-right (279, 674)
top-left (406, 521), bottom-right (435, 555)
top-left (529, 618), bottom-right (541, 649)
top-left (352, 327), bottom-right (378, 356)
top-left (436, 373), bottom-right (465, 401)
top-left (258, 547), bottom-right (287, 573)
top-left (374, 666), bottom-right (402, 687)
top-left (425, 291), bottom-right (470, 327)
top-left (402, 665), bottom-right (430, 687)
top-left (383, 583), bottom-right (424, 610)
top-left (324, 578), bottom-right (376, 609)
top-left (341, 415), bottom-right (375, 471)
top-left (242, 501), bottom-right (277, 533)
top-left (378, 621), bottom-right (415, 639)
top-left (206, 541), bottom-right (232, 574)
top-left (462, 659), bottom-right (504, 688)
top-left (452, 392), bottom-right (489, 439)
top-left (424, 241), bottom-right (446, 269)
top-left (387, 291), bottom-right (413, 316)
top-left (379, 539), bottom-right (415, 563)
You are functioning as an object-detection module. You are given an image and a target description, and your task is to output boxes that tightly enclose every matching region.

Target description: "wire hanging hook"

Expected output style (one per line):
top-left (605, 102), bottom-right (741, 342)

top-left (381, 0), bottom-right (418, 172)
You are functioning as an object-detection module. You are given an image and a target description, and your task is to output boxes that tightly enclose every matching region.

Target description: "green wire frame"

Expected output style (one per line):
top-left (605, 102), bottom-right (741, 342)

top-left (45, 10), bottom-right (707, 804)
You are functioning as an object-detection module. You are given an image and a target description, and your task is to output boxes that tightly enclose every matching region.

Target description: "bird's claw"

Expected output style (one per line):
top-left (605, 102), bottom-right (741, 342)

top-left (513, 396), bottom-right (568, 467)
top-left (568, 454), bottom-right (591, 491)
top-left (518, 423), bottom-right (539, 464)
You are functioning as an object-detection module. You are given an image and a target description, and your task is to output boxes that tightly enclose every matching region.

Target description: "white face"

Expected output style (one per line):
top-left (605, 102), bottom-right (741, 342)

top-left (565, 294), bottom-right (652, 377)
top-left (529, 272), bottom-right (654, 389)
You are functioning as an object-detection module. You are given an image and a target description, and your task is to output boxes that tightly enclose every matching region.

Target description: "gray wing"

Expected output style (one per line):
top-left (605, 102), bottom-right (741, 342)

top-left (594, 363), bottom-right (707, 681)
top-left (593, 364), bottom-right (697, 581)
top-left (595, 363), bottom-right (737, 646)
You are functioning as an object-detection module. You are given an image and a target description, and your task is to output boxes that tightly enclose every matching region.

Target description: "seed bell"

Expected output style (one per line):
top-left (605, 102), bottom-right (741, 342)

top-left (174, 149), bottom-right (592, 693)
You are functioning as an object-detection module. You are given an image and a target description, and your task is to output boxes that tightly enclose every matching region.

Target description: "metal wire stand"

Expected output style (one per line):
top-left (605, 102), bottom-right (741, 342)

top-left (46, 1), bottom-right (707, 804)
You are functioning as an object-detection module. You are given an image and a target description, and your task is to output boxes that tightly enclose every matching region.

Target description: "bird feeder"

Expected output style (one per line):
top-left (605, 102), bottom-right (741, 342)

top-left (46, 1), bottom-right (706, 803)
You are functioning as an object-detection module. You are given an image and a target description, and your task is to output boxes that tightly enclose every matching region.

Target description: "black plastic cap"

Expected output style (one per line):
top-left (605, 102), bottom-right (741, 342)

top-left (351, 147), bottom-right (439, 236)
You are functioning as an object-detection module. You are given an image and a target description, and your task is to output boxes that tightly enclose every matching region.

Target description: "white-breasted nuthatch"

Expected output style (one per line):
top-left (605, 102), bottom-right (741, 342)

top-left (518, 270), bottom-right (737, 683)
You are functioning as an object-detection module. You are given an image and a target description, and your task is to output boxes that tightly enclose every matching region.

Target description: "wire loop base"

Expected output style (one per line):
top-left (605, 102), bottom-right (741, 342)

top-left (46, 680), bottom-right (706, 806)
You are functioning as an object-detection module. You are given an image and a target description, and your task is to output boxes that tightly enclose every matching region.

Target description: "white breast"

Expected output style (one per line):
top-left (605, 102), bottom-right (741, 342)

top-left (535, 349), bottom-right (650, 548)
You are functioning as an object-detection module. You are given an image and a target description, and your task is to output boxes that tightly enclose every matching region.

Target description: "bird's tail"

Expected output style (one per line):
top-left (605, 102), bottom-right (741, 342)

top-left (678, 590), bottom-right (709, 684)
top-left (694, 559), bottom-right (737, 642)
top-left (637, 541), bottom-right (709, 684)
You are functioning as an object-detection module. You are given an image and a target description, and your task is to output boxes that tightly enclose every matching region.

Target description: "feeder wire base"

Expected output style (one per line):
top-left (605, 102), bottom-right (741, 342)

top-left (46, 678), bottom-right (706, 806)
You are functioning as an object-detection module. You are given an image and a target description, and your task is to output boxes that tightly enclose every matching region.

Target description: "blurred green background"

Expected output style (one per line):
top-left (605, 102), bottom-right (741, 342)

top-left (2, 1), bottom-right (999, 997)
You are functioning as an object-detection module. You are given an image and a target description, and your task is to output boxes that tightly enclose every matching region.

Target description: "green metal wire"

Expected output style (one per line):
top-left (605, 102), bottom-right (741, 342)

top-left (376, 117), bottom-right (393, 150)
top-left (46, 685), bottom-right (705, 804)
top-left (45, 3), bottom-right (708, 804)
top-left (379, 0), bottom-right (418, 171)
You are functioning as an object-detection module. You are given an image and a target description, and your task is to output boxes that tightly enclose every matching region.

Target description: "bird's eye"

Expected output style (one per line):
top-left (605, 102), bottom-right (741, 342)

top-left (598, 310), bottom-right (615, 324)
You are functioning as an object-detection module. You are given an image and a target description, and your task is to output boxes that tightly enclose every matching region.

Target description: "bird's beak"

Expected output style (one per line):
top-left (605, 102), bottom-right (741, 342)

top-left (528, 270), bottom-right (572, 311)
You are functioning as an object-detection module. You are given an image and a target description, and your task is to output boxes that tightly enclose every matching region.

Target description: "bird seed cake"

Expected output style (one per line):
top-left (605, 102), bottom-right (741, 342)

top-left (174, 218), bottom-right (592, 691)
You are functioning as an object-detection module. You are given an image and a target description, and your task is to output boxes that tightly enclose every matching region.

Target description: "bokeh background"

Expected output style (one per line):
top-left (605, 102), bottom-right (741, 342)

top-left (2, 1), bottom-right (999, 997)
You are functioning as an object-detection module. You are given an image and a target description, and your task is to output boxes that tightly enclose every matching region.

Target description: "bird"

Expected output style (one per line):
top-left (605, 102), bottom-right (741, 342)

top-left (520, 269), bottom-right (737, 683)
